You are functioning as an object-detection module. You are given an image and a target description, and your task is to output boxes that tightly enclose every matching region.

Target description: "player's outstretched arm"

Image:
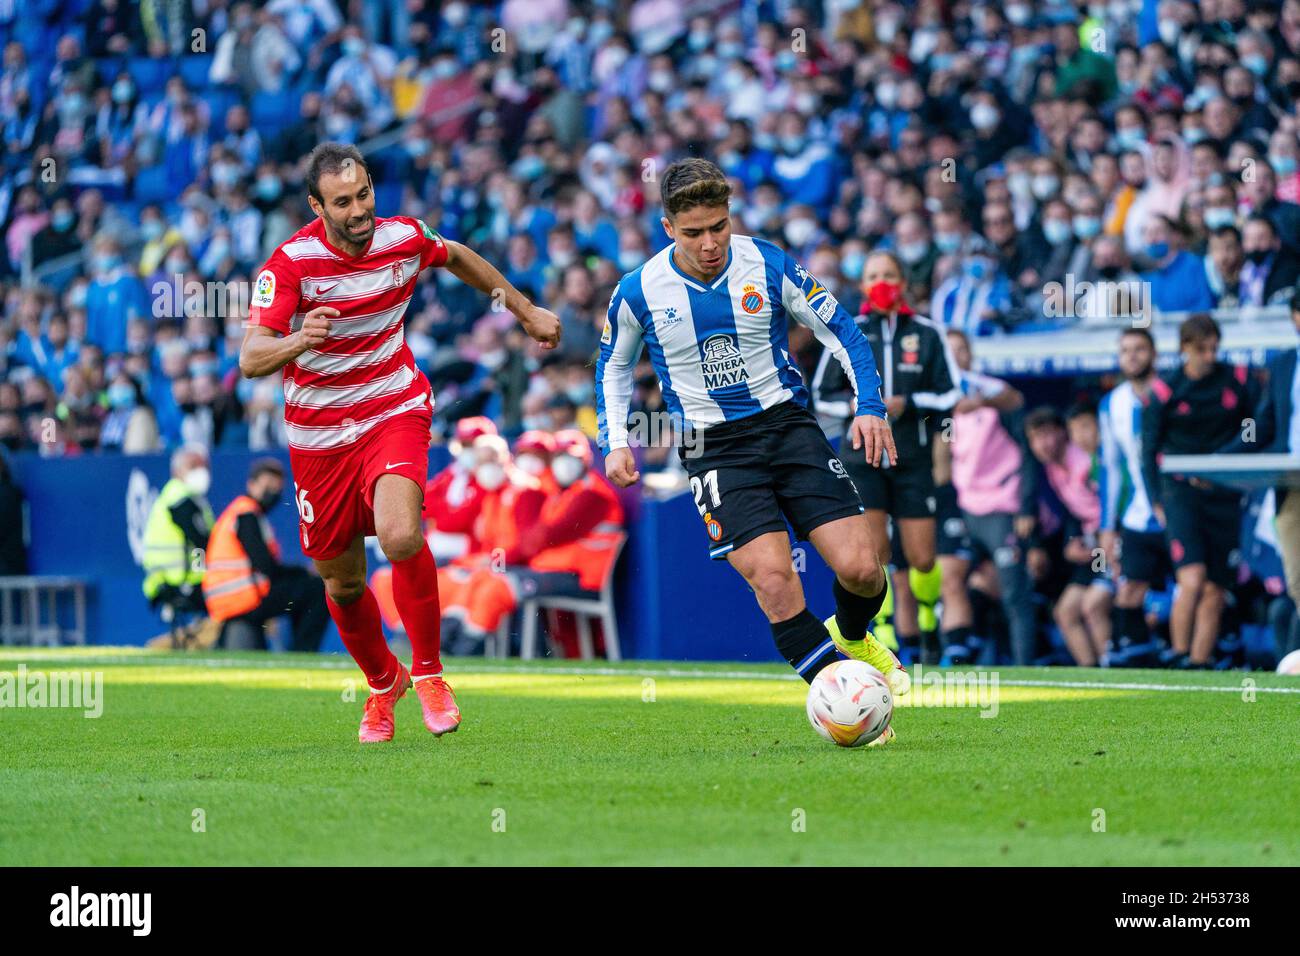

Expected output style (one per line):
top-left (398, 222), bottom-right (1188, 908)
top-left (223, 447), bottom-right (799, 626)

top-left (442, 239), bottom-right (560, 349)
top-left (239, 306), bottom-right (338, 378)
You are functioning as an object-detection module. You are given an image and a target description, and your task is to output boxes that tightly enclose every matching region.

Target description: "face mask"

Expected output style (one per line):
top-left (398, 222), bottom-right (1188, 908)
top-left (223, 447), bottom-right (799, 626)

top-left (1115, 128), bottom-right (1146, 151)
top-left (255, 176), bottom-right (282, 200)
top-left (53, 211), bottom-right (75, 232)
top-left (433, 59), bottom-right (459, 80)
top-left (1031, 175), bottom-right (1060, 200)
top-left (212, 164), bottom-right (239, 189)
top-left (185, 466), bottom-right (211, 497)
top-left (1097, 264), bottom-right (1122, 280)
top-left (455, 449), bottom-right (477, 471)
top-left (866, 281), bottom-right (903, 313)
top-left (1043, 220), bottom-right (1073, 245)
top-left (1146, 242), bottom-right (1170, 261)
top-left (1073, 216), bottom-right (1102, 240)
top-left (1245, 248), bottom-right (1272, 265)
top-left (588, 21), bottom-right (614, 46)
top-left (165, 256), bottom-right (188, 274)
top-left (688, 31), bottom-right (710, 52)
top-left (107, 383), bottom-right (135, 409)
top-left (343, 37), bottom-right (365, 57)
top-left (475, 462), bottom-right (506, 490)
top-left (1242, 55), bottom-right (1268, 78)
top-left (94, 254), bottom-right (121, 274)
top-left (779, 135), bottom-right (806, 156)
top-left (1008, 171), bottom-right (1032, 199)
top-left (444, 2), bottom-right (468, 26)
top-left (1158, 19), bottom-right (1181, 47)
top-left (1182, 127), bottom-right (1205, 144)
top-left (1204, 207), bottom-right (1236, 229)
top-left (784, 218), bottom-right (816, 247)
top-left (775, 51), bottom-right (797, 73)
top-left (550, 454), bottom-right (584, 488)
top-left (257, 490), bottom-right (280, 511)
top-left (897, 241), bottom-right (929, 265)
top-left (112, 80), bottom-right (133, 104)
top-left (875, 83), bottom-right (899, 110)
top-left (970, 103), bottom-right (1000, 132)
top-left (648, 71), bottom-right (673, 93)
top-left (515, 453), bottom-right (546, 476)
top-left (1269, 154), bottom-right (1298, 177)
top-left (141, 220), bottom-right (163, 241)
top-left (841, 252), bottom-right (866, 280)
top-left (935, 232), bottom-right (962, 254)
top-left (753, 132), bottom-right (777, 152)
top-left (1007, 4), bottom-right (1031, 26)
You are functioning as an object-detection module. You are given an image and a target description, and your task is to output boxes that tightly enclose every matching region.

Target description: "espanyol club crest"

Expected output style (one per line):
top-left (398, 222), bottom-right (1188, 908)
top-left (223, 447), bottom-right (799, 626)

top-left (704, 512), bottom-right (723, 541)
top-left (740, 284), bottom-right (764, 314)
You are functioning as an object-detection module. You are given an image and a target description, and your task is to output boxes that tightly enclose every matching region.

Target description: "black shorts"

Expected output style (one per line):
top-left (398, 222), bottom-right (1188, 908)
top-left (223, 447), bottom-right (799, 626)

top-left (934, 482), bottom-right (974, 561)
top-left (844, 444), bottom-right (937, 519)
top-left (1119, 528), bottom-right (1171, 589)
top-left (1161, 479), bottom-right (1242, 588)
top-left (1068, 560), bottom-right (1112, 589)
top-left (679, 401), bottom-right (865, 559)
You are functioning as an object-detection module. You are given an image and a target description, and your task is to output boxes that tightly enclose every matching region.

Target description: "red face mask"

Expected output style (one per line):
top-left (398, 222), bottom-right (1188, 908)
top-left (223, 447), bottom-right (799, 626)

top-left (866, 280), bottom-right (904, 313)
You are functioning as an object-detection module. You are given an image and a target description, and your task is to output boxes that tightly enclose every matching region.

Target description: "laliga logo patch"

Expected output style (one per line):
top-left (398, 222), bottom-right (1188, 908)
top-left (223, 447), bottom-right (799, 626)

top-left (740, 283), bottom-right (764, 314)
top-left (704, 511), bottom-right (723, 541)
top-left (601, 318), bottom-right (612, 345)
top-left (252, 270), bottom-right (276, 307)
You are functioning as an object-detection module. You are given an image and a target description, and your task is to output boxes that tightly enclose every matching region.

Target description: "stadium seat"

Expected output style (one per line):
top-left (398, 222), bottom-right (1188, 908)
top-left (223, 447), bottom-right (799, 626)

top-left (519, 534), bottom-right (626, 661)
top-left (128, 56), bottom-right (173, 96)
top-left (250, 89), bottom-right (300, 129)
top-left (178, 55), bottom-right (214, 91)
top-left (132, 164), bottom-right (173, 204)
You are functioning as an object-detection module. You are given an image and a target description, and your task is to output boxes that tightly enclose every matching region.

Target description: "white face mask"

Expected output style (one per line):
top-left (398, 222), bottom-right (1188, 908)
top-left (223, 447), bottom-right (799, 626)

top-left (185, 466), bottom-right (211, 497)
top-left (475, 462), bottom-right (506, 490)
top-left (455, 449), bottom-right (477, 471)
top-left (550, 454), bottom-right (584, 488)
top-left (515, 453), bottom-right (546, 476)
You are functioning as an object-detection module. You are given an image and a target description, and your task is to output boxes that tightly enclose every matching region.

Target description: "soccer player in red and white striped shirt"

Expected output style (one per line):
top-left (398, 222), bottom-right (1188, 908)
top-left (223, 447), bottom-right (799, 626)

top-left (240, 143), bottom-right (560, 743)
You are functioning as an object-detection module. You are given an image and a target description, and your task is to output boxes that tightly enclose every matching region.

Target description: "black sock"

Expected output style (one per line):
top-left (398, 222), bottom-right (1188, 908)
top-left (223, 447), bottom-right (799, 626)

top-left (772, 609), bottom-right (839, 683)
top-left (1114, 606), bottom-right (1149, 646)
top-left (832, 578), bottom-right (886, 643)
top-left (942, 625), bottom-right (974, 649)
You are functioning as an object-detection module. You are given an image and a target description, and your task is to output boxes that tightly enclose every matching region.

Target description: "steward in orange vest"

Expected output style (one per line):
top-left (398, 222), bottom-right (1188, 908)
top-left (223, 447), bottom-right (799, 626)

top-left (202, 458), bottom-right (329, 651)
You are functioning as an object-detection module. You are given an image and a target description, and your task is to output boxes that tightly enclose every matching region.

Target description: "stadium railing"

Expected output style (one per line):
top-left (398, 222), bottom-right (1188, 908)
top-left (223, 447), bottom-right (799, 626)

top-left (0, 575), bottom-right (89, 645)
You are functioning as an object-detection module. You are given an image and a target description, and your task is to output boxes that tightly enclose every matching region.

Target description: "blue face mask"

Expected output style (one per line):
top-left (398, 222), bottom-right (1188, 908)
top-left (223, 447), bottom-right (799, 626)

top-left (1269, 154), bottom-right (1298, 177)
top-left (1146, 242), bottom-right (1171, 261)
top-left (841, 252), bottom-right (866, 281)
top-left (108, 383), bottom-right (135, 409)
top-left (935, 232), bottom-right (962, 254)
top-left (1043, 220), bottom-right (1072, 246)
top-left (1073, 216), bottom-right (1102, 240)
top-left (1203, 207), bottom-right (1236, 230)
top-left (779, 135), bottom-right (806, 156)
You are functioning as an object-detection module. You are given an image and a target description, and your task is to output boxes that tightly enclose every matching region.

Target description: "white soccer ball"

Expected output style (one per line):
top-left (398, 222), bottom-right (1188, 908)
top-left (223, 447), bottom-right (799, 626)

top-left (806, 659), bottom-right (893, 747)
top-left (1277, 649), bottom-right (1300, 675)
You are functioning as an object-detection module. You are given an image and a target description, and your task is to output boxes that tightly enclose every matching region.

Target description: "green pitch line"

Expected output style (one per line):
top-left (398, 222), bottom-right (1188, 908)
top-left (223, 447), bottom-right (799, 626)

top-left (1, 651), bottom-right (1295, 866)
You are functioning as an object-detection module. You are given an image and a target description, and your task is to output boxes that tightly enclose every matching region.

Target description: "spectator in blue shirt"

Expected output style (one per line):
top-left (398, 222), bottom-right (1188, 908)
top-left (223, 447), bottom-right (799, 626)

top-left (84, 236), bottom-right (150, 357)
top-left (769, 113), bottom-right (838, 217)
top-left (1141, 215), bottom-right (1216, 314)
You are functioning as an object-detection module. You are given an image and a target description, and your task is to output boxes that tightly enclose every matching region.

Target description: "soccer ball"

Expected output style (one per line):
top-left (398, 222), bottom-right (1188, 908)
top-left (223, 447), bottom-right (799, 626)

top-left (806, 660), bottom-right (893, 747)
top-left (1277, 649), bottom-right (1300, 675)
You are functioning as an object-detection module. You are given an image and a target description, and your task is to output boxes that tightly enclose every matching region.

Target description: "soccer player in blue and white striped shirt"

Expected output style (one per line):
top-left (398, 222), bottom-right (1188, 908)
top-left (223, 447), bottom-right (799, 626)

top-left (1097, 327), bottom-right (1168, 658)
top-left (595, 159), bottom-right (911, 717)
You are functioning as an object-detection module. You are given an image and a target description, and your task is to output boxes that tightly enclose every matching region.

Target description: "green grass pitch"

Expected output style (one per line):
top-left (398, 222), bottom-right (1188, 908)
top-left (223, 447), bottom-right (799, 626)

top-left (1, 648), bottom-right (1296, 866)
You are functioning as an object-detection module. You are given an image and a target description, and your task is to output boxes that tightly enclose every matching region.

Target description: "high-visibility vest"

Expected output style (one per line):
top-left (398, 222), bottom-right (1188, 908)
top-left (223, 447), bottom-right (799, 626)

top-left (202, 494), bottom-right (281, 620)
top-left (529, 473), bottom-right (625, 591)
top-left (142, 478), bottom-right (213, 601)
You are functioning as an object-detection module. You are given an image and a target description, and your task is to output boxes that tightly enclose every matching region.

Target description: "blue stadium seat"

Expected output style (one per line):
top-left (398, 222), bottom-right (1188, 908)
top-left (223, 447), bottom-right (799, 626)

top-left (133, 164), bottom-right (172, 204)
top-left (128, 57), bottom-right (174, 96)
top-left (178, 56), bottom-right (214, 91)
top-left (250, 90), bottom-right (300, 129)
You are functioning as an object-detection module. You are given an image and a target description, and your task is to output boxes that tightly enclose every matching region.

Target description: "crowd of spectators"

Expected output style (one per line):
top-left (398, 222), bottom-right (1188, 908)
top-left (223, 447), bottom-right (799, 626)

top-left (4, 0), bottom-right (1300, 459)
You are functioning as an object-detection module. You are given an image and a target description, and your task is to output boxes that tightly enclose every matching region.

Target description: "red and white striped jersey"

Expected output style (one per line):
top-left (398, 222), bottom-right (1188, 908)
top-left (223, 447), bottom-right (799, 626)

top-left (249, 215), bottom-right (448, 454)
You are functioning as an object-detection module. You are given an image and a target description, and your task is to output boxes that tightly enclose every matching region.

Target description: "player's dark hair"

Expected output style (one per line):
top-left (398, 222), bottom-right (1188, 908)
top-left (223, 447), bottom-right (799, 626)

top-left (1120, 326), bottom-right (1155, 349)
top-left (305, 142), bottom-right (371, 203)
top-left (1065, 400), bottom-right (1097, 422)
top-left (660, 158), bottom-right (732, 218)
top-left (1179, 312), bottom-right (1221, 346)
top-left (1208, 225), bottom-right (1241, 244)
top-left (1024, 406), bottom-right (1066, 433)
top-left (248, 458), bottom-right (285, 482)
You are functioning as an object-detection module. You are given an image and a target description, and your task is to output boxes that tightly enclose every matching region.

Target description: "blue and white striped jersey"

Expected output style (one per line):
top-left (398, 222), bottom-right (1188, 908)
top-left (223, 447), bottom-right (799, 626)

top-left (1098, 380), bottom-right (1162, 533)
top-left (595, 235), bottom-right (886, 451)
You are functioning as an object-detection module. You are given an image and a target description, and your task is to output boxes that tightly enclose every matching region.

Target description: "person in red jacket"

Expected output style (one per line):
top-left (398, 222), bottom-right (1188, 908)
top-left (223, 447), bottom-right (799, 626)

top-left (423, 416), bottom-right (498, 560)
top-left (450, 429), bottom-right (626, 652)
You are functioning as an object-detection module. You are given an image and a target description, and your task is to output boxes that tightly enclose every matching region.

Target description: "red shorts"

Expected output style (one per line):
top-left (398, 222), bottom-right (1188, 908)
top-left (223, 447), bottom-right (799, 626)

top-left (289, 407), bottom-right (433, 560)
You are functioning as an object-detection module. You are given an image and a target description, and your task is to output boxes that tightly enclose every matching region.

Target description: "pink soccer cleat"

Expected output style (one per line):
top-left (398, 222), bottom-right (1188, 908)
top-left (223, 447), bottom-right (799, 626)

top-left (358, 662), bottom-right (412, 743)
top-left (414, 675), bottom-right (462, 737)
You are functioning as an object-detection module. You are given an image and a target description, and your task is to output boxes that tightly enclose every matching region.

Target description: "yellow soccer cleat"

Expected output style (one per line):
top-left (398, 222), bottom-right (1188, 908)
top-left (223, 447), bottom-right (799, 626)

top-left (866, 724), bottom-right (897, 748)
top-left (824, 614), bottom-right (912, 696)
